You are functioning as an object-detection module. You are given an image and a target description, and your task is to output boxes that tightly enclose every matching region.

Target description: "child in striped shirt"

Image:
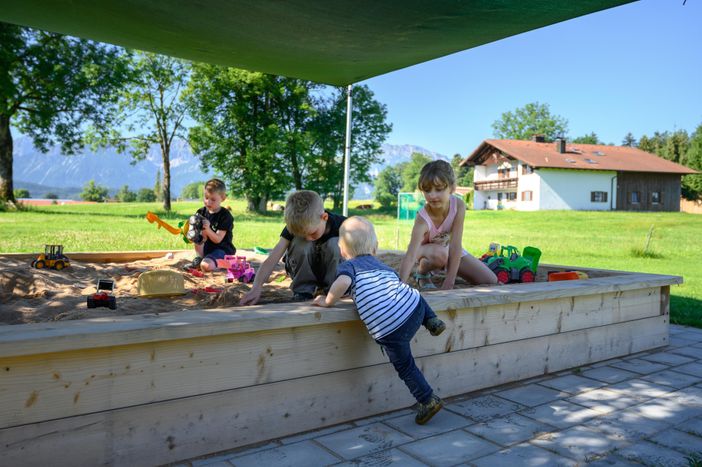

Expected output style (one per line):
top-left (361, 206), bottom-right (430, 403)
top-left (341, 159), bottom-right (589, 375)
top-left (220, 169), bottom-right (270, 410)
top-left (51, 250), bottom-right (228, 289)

top-left (313, 216), bottom-right (446, 425)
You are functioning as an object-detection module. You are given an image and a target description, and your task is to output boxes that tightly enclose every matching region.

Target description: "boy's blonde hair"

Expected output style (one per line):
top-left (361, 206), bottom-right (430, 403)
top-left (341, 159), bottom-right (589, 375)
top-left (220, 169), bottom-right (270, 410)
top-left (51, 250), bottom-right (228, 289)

top-left (339, 216), bottom-right (377, 258)
top-left (418, 160), bottom-right (456, 192)
top-left (204, 178), bottom-right (227, 196)
top-left (284, 190), bottom-right (324, 236)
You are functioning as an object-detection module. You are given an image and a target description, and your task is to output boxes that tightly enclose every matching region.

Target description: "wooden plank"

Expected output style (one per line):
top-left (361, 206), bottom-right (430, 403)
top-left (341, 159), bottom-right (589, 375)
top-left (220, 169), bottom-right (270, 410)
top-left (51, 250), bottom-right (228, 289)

top-left (0, 287), bottom-right (666, 428)
top-left (0, 273), bottom-right (681, 358)
top-left (0, 315), bottom-right (668, 467)
top-left (1, 250), bottom-right (188, 263)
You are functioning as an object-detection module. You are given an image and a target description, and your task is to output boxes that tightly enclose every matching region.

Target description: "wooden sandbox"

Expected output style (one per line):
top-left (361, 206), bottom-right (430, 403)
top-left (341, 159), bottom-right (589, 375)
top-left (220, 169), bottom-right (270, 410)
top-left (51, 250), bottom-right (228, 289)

top-left (0, 252), bottom-right (681, 466)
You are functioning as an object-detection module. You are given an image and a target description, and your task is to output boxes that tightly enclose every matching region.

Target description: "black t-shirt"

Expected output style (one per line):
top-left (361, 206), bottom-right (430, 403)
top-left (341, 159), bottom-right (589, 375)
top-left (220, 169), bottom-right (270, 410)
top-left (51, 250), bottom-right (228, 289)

top-left (280, 211), bottom-right (346, 244)
top-left (196, 206), bottom-right (236, 256)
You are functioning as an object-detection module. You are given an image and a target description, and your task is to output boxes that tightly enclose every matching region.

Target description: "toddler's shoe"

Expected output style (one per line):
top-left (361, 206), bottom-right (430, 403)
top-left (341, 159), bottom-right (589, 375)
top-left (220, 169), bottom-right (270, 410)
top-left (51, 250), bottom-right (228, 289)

top-left (415, 394), bottom-right (443, 425)
top-left (183, 256), bottom-right (203, 271)
top-left (292, 292), bottom-right (314, 301)
top-left (425, 317), bottom-right (446, 336)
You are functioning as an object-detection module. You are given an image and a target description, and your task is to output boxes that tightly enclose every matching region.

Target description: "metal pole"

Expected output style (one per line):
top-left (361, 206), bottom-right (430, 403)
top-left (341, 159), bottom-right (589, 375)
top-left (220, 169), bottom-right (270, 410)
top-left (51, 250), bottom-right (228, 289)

top-left (342, 84), bottom-right (352, 217)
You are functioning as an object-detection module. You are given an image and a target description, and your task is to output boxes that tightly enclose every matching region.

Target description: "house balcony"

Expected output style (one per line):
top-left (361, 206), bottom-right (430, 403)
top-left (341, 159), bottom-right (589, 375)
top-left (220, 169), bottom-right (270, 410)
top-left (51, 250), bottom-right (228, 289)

top-left (474, 178), bottom-right (518, 191)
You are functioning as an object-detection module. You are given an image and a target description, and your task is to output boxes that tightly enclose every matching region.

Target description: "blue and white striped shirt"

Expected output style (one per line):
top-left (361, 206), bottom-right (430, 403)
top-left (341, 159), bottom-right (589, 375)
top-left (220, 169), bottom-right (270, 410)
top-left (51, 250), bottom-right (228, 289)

top-left (337, 255), bottom-right (419, 340)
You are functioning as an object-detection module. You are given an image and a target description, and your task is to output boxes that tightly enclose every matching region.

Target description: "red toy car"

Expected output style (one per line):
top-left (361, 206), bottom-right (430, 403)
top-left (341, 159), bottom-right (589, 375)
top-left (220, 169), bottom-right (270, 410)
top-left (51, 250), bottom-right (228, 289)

top-left (87, 279), bottom-right (117, 309)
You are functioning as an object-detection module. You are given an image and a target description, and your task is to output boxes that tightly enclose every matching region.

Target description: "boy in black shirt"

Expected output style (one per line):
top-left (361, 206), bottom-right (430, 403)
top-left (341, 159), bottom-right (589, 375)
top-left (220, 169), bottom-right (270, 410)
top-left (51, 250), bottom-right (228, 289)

top-left (189, 178), bottom-right (236, 272)
top-left (240, 190), bottom-right (345, 305)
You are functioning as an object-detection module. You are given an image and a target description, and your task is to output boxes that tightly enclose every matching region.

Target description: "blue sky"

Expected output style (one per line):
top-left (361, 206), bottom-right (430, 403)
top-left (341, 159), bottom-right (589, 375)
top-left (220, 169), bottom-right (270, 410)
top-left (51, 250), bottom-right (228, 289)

top-left (361, 0), bottom-right (702, 157)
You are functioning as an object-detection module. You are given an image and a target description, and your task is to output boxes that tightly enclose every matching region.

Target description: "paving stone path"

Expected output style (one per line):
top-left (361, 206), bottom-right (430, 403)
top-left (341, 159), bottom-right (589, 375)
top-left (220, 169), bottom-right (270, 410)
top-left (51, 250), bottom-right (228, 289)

top-left (179, 324), bottom-right (702, 466)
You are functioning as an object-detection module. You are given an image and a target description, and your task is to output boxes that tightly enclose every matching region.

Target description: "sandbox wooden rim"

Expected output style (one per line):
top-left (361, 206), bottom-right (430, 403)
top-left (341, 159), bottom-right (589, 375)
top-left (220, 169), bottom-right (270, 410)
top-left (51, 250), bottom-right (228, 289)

top-left (0, 250), bottom-right (682, 358)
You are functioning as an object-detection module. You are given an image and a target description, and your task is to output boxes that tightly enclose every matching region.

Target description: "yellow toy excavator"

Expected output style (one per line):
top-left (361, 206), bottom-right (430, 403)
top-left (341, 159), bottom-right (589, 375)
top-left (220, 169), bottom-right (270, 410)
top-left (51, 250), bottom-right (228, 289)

top-left (32, 244), bottom-right (71, 270)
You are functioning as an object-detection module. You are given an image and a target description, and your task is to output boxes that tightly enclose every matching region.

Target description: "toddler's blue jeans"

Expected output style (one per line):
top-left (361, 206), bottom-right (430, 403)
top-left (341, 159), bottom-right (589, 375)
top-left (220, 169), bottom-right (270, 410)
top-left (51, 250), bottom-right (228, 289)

top-left (375, 296), bottom-right (437, 404)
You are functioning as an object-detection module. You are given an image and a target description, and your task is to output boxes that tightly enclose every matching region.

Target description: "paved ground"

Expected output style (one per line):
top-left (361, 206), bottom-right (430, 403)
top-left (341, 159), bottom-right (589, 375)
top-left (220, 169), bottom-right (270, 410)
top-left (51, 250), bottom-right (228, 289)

top-left (178, 324), bottom-right (702, 466)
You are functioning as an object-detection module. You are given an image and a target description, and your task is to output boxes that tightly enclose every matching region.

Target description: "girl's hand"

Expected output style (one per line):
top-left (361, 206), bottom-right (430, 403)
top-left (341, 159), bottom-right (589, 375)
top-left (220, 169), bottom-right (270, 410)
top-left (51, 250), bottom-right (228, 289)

top-left (313, 295), bottom-right (330, 307)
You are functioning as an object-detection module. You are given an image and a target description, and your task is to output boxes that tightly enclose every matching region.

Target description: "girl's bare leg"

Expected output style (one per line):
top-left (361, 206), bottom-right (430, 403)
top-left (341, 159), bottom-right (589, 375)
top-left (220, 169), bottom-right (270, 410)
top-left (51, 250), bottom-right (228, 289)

top-left (457, 254), bottom-right (498, 285)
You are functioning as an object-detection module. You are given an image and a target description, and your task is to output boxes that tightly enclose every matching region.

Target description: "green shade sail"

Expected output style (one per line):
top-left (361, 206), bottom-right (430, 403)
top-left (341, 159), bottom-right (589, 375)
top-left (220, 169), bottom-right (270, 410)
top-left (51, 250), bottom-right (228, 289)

top-left (0, 0), bottom-right (634, 85)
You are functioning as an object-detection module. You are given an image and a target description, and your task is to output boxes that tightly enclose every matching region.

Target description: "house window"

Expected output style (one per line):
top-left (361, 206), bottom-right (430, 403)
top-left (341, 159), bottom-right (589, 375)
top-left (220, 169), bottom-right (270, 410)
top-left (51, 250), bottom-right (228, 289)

top-left (522, 165), bottom-right (533, 175)
top-left (498, 168), bottom-right (510, 179)
top-left (651, 191), bottom-right (661, 204)
top-left (506, 192), bottom-right (517, 201)
top-left (521, 190), bottom-right (533, 202)
top-left (591, 191), bottom-right (608, 203)
top-left (630, 191), bottom-right (640, 204)
top-left (497, 192), bottom-right (503, 201)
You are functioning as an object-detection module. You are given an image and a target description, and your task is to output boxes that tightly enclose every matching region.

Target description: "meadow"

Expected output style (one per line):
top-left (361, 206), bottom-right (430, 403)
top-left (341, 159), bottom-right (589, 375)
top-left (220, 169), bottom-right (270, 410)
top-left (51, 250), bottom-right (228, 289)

top-left (1, 200), bottom-right (700, 326)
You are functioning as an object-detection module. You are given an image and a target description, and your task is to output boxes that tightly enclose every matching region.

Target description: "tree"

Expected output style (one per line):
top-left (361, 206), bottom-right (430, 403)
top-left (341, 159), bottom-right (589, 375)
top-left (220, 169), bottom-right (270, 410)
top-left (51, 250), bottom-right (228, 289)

top-left (13, 188), bottom-right (29, 198)
top-left (0, 23), bottom-right (130, 205)
top-left (401, 153), bottom-right (433, 192)
top-left (638, 131), bottom-right (668, 157)
top-left (451, 154), bottom-right (473, 187)
top-left (45, 193), bottom-right (58, 199)
top-left (306, 85), bottom-right (392, 209)
top-left (154, 169), bottom-right (162, 202)
top-left (88, 53), bottom-right (190, 211)
top-left (136, 188), bottom-right (157, 202)
top-left (492, 102), bottom-right (568, 142)
top-left (622, 132), bottom-right (637, 147)
top-left (664, 130), bottom-right (690, 164)
top-left (116, 185), bottom-right (136, 202)
top-left (181, 181), bottom-right (205, 200)
top-left (80, 180), bottom-right (108, 202)
top-left (374, 165), bottom-right (403, 208)
top-left (683, 123), bottom-right (702, 200)
top-left (571, 132), bottom-right (602, 145)
top-left (186, 66), bottom-right (292, 212)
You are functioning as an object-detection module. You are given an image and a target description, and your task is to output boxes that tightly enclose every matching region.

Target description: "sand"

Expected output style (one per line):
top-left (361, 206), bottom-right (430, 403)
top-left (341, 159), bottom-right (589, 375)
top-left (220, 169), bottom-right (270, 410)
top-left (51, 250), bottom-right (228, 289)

top-left (0, 250), bottom-right (553, 325)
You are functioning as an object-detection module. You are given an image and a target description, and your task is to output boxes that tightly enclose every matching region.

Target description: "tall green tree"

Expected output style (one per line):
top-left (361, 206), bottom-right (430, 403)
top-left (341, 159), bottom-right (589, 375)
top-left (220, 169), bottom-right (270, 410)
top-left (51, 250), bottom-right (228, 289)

top-left (306, 85), bottom-right (392, 209)
top-left (116, 185), bottom-right (136, 202)
top-left (571, 132), bottom-right (602, 145)
top-left (181, 181), bottom-right (205, 200)
top-left (0, 23), bottom-right (130, 204)
top-left (374, 165), bottom-right (403, 208)
top-left (638, 131), bottom-right (669, 157)
top-left (185, 66), bottom-right (291, 212)
top-left (451, 154), bottom-right (474, 187)
top-left (682, 123), bottom-right (702, 200)
top-left (401, 152), bottom-right (433, 192)
top-left (622, 132), bottom-right (637, 147)
top-left (491, 102), bottom-right (568, 142)
top-left (80, 180), bottom-right (109, 202)
top-left (154, 169), bottom-right (162, 202)
top-left (88, 53), bottom-right (190, 211)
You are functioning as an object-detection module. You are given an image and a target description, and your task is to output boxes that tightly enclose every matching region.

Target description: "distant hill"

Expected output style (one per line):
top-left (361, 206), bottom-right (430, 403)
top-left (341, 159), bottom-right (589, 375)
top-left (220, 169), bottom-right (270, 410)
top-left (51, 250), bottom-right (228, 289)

top-left (12, 137), bottom-right (447, 200)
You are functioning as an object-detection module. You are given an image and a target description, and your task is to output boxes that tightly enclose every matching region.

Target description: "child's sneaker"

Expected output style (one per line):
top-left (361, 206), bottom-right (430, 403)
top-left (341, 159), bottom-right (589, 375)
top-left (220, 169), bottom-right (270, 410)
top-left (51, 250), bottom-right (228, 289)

top-left (415, 394), bottom-right (443, 425)
top-left (425, 317), bottom-right (446, 336)
top-left (182, 256), bottom-right (202, 271)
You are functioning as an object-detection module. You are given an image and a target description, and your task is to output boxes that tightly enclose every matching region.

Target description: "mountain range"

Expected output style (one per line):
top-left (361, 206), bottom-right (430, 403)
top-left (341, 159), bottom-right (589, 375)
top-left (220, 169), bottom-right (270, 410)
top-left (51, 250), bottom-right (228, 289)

top-left (12, 136), bottom-right (448, 200)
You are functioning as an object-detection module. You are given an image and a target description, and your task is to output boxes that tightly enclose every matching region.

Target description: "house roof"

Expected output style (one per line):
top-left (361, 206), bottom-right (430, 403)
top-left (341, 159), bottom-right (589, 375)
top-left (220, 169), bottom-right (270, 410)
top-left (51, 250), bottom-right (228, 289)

top-left (0, 0), bottom-right (634, 86)
top-left (463, 139), bottom-right (698, 175)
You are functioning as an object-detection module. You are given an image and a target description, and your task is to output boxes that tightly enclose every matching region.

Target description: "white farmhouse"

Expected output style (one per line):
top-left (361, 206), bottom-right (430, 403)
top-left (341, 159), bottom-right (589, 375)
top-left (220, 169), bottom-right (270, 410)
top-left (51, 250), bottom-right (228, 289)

top-left (462, 137), bottom-right (697, 212)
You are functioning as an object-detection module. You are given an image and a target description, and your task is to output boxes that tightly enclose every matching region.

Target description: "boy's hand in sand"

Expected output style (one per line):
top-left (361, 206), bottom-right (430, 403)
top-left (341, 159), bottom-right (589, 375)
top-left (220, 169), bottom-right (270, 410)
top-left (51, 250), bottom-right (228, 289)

top-left (240, 288), bottom-right (261, 306)
top-left (313, 295), bottom-right (330, 307)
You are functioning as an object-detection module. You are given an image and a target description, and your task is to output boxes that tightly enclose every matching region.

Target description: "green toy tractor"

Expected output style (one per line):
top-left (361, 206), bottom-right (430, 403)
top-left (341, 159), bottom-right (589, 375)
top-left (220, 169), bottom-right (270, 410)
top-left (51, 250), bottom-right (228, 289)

top-left (482, 244), bottom-right (541, 284)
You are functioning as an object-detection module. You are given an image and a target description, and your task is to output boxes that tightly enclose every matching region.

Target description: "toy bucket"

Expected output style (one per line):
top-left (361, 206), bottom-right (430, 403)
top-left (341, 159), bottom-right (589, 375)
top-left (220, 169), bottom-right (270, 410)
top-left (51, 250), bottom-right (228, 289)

top-left (138, 270), bottom-right (186, 297)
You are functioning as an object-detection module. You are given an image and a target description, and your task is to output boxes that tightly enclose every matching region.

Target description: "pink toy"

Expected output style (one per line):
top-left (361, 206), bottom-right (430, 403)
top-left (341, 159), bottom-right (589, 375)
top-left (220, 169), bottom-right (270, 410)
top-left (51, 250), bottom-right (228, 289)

top-left (216, 255), bottom-right (256, 283)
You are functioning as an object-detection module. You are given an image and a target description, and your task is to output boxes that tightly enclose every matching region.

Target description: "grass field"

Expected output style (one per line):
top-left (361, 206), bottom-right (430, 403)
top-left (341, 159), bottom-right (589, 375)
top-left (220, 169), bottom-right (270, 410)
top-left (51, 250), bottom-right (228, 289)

top-left (2, 200), bottom-right (700, 327)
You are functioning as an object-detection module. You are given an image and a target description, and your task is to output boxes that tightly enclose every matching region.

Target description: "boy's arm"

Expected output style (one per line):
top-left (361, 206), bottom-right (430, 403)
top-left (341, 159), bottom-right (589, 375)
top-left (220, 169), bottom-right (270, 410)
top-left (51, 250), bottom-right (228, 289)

top-left (202, 224), bottom-right (227, 244)
top-left (442, 198), bottom-right (466, 290)
top-left (313, 275), bottom-right (352, 307)
top-left (398, 218), bottom-right (428, 283)
top-left (240, 237), bottom-right (289, 306)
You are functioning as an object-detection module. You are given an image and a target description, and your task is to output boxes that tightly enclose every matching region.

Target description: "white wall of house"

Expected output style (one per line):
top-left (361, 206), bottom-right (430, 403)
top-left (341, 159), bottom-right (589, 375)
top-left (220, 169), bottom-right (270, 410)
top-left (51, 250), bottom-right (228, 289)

top-left (537, 169), bottom-right (617, 210)
top-left (517, 166), bottom-right (541, 211)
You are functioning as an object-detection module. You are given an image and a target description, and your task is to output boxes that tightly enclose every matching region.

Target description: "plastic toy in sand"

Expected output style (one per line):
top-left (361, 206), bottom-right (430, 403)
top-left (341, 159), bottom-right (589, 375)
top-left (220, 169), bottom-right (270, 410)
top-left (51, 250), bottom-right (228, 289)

top-left (32, 244), bottom-right (71, 270)
top-left (145, 211), bottom-right (205, 244)
top-left (480, 244), bottom-right (541, 284)
top-left (87, 279), bottom-right (116, 309)
top-left (217, 255), bottom-right (256, 283)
